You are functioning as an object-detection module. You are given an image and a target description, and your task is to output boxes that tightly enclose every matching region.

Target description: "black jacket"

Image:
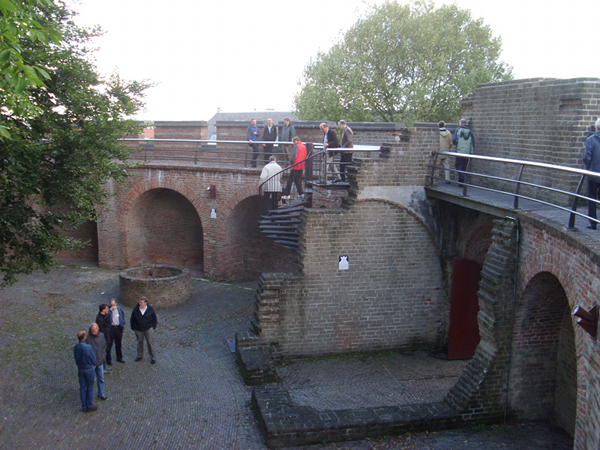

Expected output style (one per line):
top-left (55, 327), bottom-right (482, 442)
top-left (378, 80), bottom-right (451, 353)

top-left (130, 304), bottom-right (158, 331)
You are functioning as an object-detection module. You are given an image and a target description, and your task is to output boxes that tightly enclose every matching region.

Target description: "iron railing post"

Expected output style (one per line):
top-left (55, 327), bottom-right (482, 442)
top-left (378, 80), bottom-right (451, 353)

top-left (513, 164), bottom-right (525, 210)
top-left (568, 175), bottom-right (586, 229)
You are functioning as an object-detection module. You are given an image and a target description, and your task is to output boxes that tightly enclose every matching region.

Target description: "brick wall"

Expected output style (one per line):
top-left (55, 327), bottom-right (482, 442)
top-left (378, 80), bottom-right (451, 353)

top-left (257, 200), bottom-right (445, 357)
top-left (97, 164), bottom-right (298, 281)
top-left (462, 78), bottom-right (600, 205)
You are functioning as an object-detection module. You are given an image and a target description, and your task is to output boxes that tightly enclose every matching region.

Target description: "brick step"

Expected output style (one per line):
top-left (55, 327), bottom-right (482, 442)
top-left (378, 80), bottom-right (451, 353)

top-left (253, 386), bottom-right (462, 448)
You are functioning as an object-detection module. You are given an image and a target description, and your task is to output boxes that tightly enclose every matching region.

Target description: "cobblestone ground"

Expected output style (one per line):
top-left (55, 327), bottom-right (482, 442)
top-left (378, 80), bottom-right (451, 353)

top-left (0, 266), bottom-right (573, 450)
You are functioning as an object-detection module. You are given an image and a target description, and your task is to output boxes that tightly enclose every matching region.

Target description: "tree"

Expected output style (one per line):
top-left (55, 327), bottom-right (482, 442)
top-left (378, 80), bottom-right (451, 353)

top-left (0, 0), bottom-right (150, 286)
top-left (294, 0), bottom-right (513, 124)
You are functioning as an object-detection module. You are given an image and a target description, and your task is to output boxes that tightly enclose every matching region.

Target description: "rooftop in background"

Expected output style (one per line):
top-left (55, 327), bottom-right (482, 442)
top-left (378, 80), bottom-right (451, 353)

top-left (207, 111), bottom-right (298, 137)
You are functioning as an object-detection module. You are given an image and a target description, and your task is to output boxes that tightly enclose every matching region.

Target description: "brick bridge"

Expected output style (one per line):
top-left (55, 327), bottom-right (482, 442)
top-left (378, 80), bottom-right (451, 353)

top-left (63, 78), bottom-right (600, 449)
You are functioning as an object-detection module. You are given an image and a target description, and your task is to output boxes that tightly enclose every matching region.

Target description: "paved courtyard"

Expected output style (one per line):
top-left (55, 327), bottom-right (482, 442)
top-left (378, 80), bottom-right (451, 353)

top-left (0, 265), bottom-right (572, 449)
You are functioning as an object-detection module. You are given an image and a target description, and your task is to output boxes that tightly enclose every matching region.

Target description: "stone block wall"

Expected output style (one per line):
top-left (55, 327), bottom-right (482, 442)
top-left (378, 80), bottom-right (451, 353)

top-left (462, 78), bottom-right (600, 205)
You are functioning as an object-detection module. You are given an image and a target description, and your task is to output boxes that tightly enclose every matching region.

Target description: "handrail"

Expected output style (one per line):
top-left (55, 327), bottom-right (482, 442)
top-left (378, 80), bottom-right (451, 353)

top-left (258, 146), bottom-right (324, 194)
top-left (119, 138), bottom-right (380, 168)
top-left (257, 144), bottom-right (382, 195)
top-left (429, 151), bottom-right (599, 230)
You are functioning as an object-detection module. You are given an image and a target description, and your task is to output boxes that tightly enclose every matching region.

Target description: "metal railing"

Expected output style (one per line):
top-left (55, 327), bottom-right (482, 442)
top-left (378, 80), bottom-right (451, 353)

top-left (429, 151), bottom-right (600, 230)
top-left (121, 138), bottom-right (295, 166)
top-left (258, 144), bottom-right (383, 197)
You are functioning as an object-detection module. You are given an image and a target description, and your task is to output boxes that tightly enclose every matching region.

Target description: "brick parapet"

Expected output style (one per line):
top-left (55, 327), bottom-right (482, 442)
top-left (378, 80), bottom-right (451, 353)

top-left (461, 78), bottom-right (600, 206)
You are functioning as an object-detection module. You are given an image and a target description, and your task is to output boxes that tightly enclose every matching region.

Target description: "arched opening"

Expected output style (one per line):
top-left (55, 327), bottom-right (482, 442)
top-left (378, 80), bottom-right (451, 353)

top-left (57, 220), bottom-right (99, 265)
top-left (225, 195), bottom-right (297, 280)
top-left (509, 271), bottom-right (576, 436)
top-left (126, 188), bottom-right (203, 271)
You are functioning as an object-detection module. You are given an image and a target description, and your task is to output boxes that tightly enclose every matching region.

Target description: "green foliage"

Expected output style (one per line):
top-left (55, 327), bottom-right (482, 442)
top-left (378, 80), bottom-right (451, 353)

top-left (0, 0), bottom-right (151, 285)
top-left (294, 0), bottom-right (513, 124)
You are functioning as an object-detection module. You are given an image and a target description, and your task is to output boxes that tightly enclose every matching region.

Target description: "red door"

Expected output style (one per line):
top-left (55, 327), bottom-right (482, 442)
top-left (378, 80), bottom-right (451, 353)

top-left (447, 258), bottom-right (482, 360)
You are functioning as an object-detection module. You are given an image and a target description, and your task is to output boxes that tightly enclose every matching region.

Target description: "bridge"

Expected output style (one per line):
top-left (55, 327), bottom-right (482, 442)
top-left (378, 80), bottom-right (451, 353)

top-left (58, 78), bottom-right (600, 449)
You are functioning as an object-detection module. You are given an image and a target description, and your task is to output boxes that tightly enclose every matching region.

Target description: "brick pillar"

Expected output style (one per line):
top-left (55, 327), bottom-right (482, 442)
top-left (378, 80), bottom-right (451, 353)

top-left (445, 218), bottom-right (519, 422)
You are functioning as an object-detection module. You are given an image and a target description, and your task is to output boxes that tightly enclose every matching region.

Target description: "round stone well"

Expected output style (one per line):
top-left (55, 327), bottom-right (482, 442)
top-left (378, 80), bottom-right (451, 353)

top-left (119, 265), bottom-right (191, 309)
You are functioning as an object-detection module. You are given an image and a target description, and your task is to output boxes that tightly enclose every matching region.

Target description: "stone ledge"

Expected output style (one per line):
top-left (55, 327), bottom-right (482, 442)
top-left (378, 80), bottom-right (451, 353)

top-left (235, 344), bottom-right (278, 386)
top-left (253, 385), bottom-right (463, 448)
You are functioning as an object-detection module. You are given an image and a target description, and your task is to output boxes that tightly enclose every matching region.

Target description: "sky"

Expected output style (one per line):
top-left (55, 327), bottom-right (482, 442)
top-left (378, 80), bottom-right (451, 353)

top-left (67, 0), bottom-right (600, 122)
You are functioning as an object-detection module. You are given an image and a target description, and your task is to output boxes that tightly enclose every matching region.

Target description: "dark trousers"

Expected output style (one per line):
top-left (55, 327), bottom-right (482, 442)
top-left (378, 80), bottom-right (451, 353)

top-left (455, 155), bottom-right (469, 183)
top-left (284, 170), bottom-right (303, 196)
top-left (250, 143), bottom-right (259, 167)
top-left (339, 152), bottom-right (352, 181)
top-left (264, 191), bottom-right (279, 210)
top-left (263, 144), bottom-right (274, 163)
top-left (588, 178), bottom-right (600, 228)
top-left (106, 326), bottom-right (123, 363)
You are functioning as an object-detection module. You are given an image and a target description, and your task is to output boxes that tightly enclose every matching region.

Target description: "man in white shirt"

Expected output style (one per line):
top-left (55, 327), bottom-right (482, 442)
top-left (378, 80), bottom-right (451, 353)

top-left (107, 298), bottom-right (126, 364)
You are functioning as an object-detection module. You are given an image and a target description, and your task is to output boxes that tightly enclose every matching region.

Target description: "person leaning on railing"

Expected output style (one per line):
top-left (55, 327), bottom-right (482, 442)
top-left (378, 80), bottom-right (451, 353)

top-left (583, 118), bottom-right (600, 230)
top-left (280, 118), bottom-right (296, 165)
top-left (282, 137), bottom-right (306, 202)
top-left (320, 122), bottom-right (341, 183)
top-left (338, 120), bottom-right (353, 182)
top-left (247, 118), bottom-right (261, 168)
top-left (438, 121), bottom-right (453, 183)
top-left (452, 118), bottom-right (475, 184)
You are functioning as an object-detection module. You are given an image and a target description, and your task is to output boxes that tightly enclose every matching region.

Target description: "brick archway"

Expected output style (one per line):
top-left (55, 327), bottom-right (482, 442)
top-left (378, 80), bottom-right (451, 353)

top-left (509, 271), bottom-right (576, 436)
top-left (126, 188), bottom-right (204, 270)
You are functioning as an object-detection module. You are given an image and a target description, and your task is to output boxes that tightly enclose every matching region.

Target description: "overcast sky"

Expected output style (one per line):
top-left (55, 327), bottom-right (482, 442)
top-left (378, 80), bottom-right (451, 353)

top-left (68, 0), bottom-right (599, 122)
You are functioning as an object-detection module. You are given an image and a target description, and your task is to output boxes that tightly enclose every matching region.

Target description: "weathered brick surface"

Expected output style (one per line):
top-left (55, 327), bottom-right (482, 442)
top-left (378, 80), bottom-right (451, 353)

top-left (462, 78), bottom-right (600, 206)
top-left (97, 164), bottom-right (297, 280)
top-left (119, 265), bottom-right (191, 309)
top-left (256, 199), bottom-right (445, 357)
top-left (253, 385), bottom-right (462, 448)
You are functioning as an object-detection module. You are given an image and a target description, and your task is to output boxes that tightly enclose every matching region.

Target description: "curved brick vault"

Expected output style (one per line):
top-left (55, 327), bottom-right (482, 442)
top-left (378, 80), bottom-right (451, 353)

top-left (97, 165), bottom-right (293, 280)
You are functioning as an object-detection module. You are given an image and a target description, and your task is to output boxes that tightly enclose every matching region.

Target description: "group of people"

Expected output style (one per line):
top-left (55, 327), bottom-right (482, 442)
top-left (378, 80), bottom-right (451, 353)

top-left (258, 120), bottom-right (355, 209)
top-left (437, 118), bottom-right (475, 185)
top-left (247, 117), bottom-right (297, 168)
top-left (73, 296), bottom-right (158, 412)
top-left (320, 121), bottom-right (354, 183)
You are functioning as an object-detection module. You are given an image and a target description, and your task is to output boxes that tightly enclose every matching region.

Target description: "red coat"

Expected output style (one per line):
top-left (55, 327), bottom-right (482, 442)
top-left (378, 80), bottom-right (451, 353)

top-left (291, 142), bottom-right (307, 170)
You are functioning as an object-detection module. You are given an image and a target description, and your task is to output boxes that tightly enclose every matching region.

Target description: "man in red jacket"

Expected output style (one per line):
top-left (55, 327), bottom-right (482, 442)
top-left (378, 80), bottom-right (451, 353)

top-left (282, 136), bottom-right (306, 200)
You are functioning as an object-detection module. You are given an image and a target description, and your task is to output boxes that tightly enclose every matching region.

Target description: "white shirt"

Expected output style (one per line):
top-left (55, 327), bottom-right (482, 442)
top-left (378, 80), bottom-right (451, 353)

top-left (111, 307), bottom-right (120, 326)
top-left (140, 306), bottom-right (147, 315)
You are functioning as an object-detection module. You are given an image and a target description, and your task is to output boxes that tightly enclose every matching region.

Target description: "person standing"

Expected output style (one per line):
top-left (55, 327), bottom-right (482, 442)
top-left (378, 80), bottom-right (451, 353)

top-left (280, 118), bottom-right (296, 164)
top-left (262, 118), bottom-right (278, 164)
top-left (130, 296), bottom-right (158, 364)
top-left (583, 118), bottom-right (600, 229)
top-left (73, 330), bottom-right (97, 412)
top-left (86, 323), bottom-right (107, 401)
top-left (320, 122), bottom-right (341, 183)
top-left (259, 156), bottom-right (283, 210)
top-left (95, 304), bottom-right (110, 370)
top-left (107, 298), bottom-right (126, 364)
top-left (246, 118), bottom-right (262, 168)
top-left (438, 121), bottom-right (453, 183)
top-left (338, 120), bottom-right (353, 182)
top-left (282, 137), bottom-right (306, 200)
top-left (452, 118), bottom-right (475, 184)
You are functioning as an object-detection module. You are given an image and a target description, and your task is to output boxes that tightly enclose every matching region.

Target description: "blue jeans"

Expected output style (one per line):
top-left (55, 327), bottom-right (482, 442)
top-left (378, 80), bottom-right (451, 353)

top-left (94, 365), bottom-right (105, 398)
top-left (78, 369), bottom-right (95, 410)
